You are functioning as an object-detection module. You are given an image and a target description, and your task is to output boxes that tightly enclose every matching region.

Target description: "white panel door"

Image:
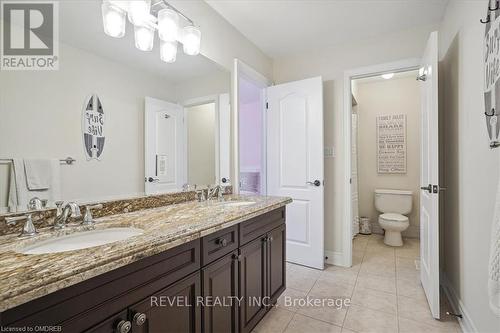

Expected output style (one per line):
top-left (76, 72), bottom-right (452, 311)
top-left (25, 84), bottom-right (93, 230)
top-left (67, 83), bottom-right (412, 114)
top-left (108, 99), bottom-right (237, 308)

top-left (219, 93), bottom-right (231, 185)
top-left (267, 77), bottom-right (324, 269)
top-left (145, 97), bottom-right (185, 194)
top-left (419, 31), bottom-right (440, 319)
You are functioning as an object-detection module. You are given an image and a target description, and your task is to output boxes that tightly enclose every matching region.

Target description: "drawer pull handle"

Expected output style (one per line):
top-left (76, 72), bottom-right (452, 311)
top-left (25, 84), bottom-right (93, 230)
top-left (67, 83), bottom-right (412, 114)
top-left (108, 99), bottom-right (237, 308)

top-left (216, 238), bottom-right (228, 247)
top-left (116, 320), bottom-right (132, 333)
top-left (133, 312), bottom-right (147, 326)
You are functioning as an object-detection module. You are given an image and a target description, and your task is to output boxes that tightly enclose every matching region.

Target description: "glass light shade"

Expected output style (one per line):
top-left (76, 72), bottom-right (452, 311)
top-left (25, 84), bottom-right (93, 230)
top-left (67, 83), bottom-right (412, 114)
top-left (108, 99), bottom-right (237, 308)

top-left (158, 8), bottom-right (179, 42)
top-left (160, 41), bottom-right (178, 63)
top-left (182, 25), bottom-right (201, 56)
top-left (134, 23), bottom-right (154, 51)
top-left (101, 1), bottom-right (126, 38)
top-left (128, 0), bottom-right (151, 26)
top-left (381, 73), bottom-right (394, 80)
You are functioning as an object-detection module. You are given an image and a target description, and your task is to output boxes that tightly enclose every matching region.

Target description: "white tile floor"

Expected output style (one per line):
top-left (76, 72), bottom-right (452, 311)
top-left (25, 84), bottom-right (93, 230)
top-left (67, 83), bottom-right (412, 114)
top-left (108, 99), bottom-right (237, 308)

top-left (253, 234), bottom-right (461, 333)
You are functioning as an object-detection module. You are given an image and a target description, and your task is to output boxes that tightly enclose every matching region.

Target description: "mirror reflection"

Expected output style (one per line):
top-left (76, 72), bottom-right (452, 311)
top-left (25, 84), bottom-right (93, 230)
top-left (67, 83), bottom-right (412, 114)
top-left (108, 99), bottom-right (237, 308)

top-left (0, 0), bottom-right (230, 213)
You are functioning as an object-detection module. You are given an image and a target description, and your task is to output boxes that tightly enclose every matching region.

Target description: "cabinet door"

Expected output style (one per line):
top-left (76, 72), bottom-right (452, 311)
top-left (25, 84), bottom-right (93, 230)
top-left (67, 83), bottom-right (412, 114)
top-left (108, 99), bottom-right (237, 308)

top-left (239, 236), bottom-right (268, 333)
top-left (83, 310), bottom-right (129, 333)
top-left (202, 251), bottom-right (239, 333)
top-left (130, 272), bottom-right (201, 333)
top-left (267, 224), bottom-right (286, 303)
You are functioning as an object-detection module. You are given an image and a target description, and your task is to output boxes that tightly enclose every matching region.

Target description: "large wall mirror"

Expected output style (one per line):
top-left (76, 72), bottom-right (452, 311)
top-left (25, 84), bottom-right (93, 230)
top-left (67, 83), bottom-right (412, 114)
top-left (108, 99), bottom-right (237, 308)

top-left (0, 1), bottom-right (231, 213)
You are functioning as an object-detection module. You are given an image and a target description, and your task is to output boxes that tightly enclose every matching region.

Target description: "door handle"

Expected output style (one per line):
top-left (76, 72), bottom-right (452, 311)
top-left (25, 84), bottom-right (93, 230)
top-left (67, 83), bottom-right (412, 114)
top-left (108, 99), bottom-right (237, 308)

top-left (147, 177), bottom-right (160, 183)
top-left (420, 184), bottom-right (432, 193)
top-left (306, 180), bottom-right (321, 187)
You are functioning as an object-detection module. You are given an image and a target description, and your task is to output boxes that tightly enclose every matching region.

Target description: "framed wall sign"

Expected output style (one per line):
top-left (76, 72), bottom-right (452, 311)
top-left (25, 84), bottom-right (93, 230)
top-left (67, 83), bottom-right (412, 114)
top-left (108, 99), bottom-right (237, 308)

top-left (376, 114), bottom-right (407, 174)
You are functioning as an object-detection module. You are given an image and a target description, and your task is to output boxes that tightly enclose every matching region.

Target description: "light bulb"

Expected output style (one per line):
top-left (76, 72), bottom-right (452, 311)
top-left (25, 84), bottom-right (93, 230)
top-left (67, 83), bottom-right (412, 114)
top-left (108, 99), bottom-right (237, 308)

top-left (128, 0), bottom-right (151, 26)
top-left (182, 25), bottom-right (201, 56)
top-left (134, 23), bottom-right (154, 51)
top-left (158, 8), bottom-right (179, 42)
top-left (160, 41), bottom-right (177, 63)
top-left (381, 73), bottom-right (394, 80)
top-left (101, 1), bottom-right (126, 38)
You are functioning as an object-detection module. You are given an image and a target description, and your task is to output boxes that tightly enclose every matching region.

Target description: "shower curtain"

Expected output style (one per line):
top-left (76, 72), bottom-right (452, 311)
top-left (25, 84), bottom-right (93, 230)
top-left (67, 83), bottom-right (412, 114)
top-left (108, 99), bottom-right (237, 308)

top-left (351, 112), bottom-right (360, 237)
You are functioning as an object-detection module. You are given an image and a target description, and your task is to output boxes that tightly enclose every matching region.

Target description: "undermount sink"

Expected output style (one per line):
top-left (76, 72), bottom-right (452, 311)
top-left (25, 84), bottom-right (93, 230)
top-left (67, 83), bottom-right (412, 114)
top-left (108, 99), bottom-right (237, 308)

top-left (18, 227), bottom-right (144, 255)
top-left (218, 201), bottom-right (256, 207)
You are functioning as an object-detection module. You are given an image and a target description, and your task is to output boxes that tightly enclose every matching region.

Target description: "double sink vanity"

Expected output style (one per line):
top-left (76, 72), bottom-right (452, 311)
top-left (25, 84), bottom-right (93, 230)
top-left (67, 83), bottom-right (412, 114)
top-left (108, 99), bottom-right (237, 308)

top-left (0, 194), bottom-right (291, 333)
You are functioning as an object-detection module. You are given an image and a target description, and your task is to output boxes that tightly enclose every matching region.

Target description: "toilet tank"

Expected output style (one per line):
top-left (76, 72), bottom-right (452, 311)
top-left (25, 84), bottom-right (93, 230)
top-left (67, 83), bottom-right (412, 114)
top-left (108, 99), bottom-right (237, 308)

top-left (374, 189), bottom-right (413, 215)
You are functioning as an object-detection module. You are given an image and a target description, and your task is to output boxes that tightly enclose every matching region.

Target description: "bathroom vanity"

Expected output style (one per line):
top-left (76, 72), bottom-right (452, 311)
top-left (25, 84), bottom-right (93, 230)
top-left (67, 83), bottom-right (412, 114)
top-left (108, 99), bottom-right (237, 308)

top-left (0, 196), bottom-right (290, 333)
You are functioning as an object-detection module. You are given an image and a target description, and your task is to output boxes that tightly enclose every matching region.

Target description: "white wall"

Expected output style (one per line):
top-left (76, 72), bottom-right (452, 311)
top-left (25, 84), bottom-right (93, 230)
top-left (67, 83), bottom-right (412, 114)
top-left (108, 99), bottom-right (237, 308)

top-left (439, 1), bottom-right (500, 332)
top-left (175, 70), bottom-right (230, 102)
top-left (273, 23), bottom-right (437, 258)
top-left (0, 42), bottom-right (177, 204)
top-left (355, 75), bottom-right (421, 238)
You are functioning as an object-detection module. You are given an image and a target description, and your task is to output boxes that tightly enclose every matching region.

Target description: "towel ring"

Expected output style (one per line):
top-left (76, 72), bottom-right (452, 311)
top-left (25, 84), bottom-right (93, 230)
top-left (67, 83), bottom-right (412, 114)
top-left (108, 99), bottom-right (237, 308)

top-left (486, 108), bottom-right (496, 117)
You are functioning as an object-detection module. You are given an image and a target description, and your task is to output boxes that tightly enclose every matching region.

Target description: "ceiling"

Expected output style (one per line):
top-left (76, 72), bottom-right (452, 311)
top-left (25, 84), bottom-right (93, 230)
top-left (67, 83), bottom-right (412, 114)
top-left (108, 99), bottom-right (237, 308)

top-left (206, 0), bottom-right (449, 58)
top-left (59, 1), bottom-right (226, 84)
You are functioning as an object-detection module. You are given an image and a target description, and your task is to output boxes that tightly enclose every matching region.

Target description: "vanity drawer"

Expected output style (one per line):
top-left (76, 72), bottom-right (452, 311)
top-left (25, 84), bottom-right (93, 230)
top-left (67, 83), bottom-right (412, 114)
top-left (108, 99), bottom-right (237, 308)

top-left (239, 208), bottom-right (285, 246)
top-left (2, 240), bottom-right (201, 329)
top-left (202, 225), bottom-right (239, 266)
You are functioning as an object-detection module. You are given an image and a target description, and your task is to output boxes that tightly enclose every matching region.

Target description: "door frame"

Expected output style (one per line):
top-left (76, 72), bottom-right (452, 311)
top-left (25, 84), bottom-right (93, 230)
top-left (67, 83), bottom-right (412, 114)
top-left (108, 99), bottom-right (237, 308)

top-left (232, 59), bottom-right (272, 194)
top-left (182, 95), bottom-right (220, 186)
top-left (342, 58), bottom-right (420, 267)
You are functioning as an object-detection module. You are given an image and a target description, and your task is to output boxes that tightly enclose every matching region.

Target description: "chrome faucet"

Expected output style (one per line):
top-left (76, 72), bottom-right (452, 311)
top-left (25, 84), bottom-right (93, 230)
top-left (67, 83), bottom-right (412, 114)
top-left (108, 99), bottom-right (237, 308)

top-left (28, 197), bottom-right (47, 210)
top-left (207, 185), bottom-right (223, 200)
top-left (54, 201), bottom-right (81, 229)
top-left (5, 214), bottom-right (38, 237)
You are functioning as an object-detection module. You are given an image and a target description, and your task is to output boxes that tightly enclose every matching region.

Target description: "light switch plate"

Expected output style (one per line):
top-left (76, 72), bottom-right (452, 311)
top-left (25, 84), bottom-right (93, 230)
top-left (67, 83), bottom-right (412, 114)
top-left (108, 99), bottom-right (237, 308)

top-left (324, 147), bottom-right (334, 158)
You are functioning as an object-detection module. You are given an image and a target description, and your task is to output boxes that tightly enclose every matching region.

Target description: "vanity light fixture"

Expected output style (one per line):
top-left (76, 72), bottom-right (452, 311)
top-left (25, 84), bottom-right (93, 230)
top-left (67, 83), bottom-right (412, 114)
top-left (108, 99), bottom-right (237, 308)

top-left (101, 0), bottom-right (201, 63)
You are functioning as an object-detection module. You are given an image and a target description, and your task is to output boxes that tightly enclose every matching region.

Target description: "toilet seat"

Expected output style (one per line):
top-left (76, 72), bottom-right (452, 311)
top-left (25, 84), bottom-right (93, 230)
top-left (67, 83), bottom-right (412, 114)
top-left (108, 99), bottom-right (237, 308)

top-left (379, 213), bottom-right (408, 223)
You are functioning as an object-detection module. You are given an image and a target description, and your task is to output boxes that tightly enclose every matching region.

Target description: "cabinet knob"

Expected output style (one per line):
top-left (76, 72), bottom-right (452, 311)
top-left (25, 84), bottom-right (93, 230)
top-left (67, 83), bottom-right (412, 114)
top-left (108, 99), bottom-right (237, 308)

top-left (232, 253), bottom-right (242, 261)
top-left (116, 320), bottom-right (132, 333)
top-left (268, 236), bottom-right (274, 242)
top-left (133, 312), bottom-right (147, 326)
top-left (216, 238), bottom-right (228, 247)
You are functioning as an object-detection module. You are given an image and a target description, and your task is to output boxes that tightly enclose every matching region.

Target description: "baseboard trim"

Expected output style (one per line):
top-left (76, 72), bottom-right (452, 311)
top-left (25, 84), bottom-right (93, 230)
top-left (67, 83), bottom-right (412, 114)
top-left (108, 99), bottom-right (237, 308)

top-left (441, 273), bottom-right (477, 333)
top-left (324, 250), bottom-right (346, 266)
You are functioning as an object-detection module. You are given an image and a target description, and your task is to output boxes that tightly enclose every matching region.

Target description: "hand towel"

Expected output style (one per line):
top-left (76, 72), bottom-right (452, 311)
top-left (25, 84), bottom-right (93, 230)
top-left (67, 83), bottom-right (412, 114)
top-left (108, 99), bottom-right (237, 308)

top-left (23, 158), bottom-right (51, 190)
top-left (8, 158), bottom-right (62, 211)
top-left (8, 158), bottom-right (27, 211)
top-left (489, 172), bottom-right (500, 316)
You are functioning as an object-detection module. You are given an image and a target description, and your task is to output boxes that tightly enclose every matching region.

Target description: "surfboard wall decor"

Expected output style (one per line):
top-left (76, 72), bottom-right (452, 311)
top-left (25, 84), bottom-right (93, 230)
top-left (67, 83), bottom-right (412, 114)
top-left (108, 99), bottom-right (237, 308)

top-left (82, 94), bottom-right (105, 160)
top-left (483, 0), bottom-right (500, 148)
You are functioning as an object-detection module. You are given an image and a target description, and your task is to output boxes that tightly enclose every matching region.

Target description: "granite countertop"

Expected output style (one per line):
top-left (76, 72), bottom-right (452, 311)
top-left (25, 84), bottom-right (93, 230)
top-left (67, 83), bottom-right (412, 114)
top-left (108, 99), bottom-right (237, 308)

top-left (0, 195), bottom-right (292, 312)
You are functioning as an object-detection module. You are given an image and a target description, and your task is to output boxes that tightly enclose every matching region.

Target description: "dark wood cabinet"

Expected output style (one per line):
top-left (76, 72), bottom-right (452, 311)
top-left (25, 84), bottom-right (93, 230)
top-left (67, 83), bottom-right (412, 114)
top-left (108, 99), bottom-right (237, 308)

top-left (202, 251), bottom-right (239, 333)
top-left (267, 224), bottom-right (286, 303)
top-left (130, 272), bottom-right (201, 333)
top-left (239, 236), bottom-right (268, 333)
top-left (0, 207), bottom-right (286, 333)
top-left (239, 223), bottom-right (286, 333)
top-left (84, 310), bottom-right (129, 333)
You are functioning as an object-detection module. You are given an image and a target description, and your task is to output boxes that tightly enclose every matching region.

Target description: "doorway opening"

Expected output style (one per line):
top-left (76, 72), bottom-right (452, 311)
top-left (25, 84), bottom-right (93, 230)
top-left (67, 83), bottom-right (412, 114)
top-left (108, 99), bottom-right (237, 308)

top-left (343, 33), bottom-right (441, 319)
top-left (238, 74), bottom-right (267, 195)
top-left (350, 70), bottom-right (420, 243)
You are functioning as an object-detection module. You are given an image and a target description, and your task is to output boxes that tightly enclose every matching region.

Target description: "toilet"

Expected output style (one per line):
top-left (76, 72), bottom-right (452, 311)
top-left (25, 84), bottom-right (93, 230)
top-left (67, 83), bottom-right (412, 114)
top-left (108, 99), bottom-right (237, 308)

top-left (374, 189), bottom-right (413, 247)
